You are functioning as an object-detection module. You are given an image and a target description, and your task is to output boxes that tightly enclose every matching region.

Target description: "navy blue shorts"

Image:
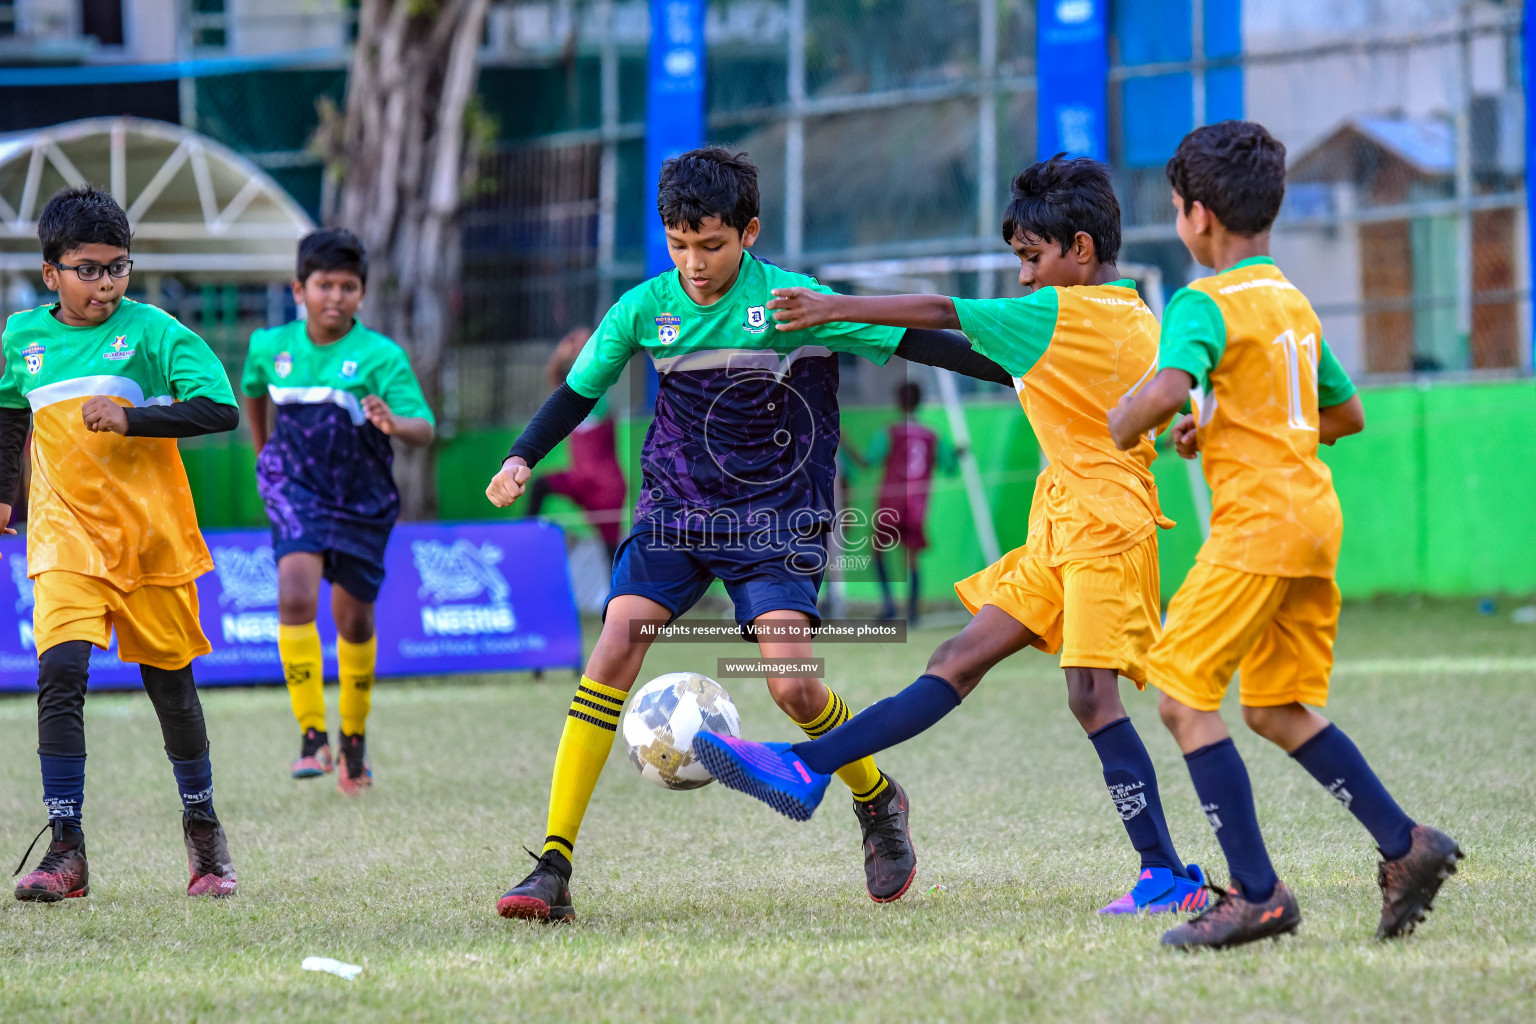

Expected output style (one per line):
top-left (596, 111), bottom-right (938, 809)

top-left (607, 529), bottom-right (826, 627)
top-left (273, 538), bottom-right (387, 605)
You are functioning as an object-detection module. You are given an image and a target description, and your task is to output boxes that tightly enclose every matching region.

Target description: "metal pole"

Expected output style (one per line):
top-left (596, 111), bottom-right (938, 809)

top-left (785, 0), bottom-right (806, 266)
top-left (1191, 0), bottom-right (1205, 126)
top-left (976, 0), bottom-right (998, 298)
top-left (1454, 1), bottom-right (1475, 365)
top-left (597, 0), bottom-right (618, 319)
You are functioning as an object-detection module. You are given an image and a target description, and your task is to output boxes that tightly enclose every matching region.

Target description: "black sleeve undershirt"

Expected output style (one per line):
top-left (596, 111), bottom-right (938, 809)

top-left (895, 328), bottom-right (1014, 388)
top-left (504, 383), bottom-right (599, 470)
top-left (123, 397), bottom-right (240, 438)
top-left (0, 406), bottom-right (29, 506)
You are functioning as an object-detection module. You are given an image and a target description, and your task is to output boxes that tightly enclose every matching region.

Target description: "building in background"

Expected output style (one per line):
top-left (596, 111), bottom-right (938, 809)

top-left (0, 0), bottom-right (1528, 423)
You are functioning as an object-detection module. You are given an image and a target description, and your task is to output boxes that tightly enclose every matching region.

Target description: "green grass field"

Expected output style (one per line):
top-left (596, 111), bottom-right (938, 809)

top-left (0, 598), bottom-right (1532, 1023)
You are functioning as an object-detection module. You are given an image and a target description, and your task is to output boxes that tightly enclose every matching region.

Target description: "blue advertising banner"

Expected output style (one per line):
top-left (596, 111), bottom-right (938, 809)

top-left (1036, 0), bottom-right (1108, 161)
top-left (644, 0), bottom-right (706, 277)
top-left (0, 521), bottom-right (583, 693)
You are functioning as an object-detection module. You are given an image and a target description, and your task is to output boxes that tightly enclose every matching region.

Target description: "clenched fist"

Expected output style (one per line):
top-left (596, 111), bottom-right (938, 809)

top-left (486, 456), bottom-right (532, 508)
top-left (81, 396), bottom-right (129, 434)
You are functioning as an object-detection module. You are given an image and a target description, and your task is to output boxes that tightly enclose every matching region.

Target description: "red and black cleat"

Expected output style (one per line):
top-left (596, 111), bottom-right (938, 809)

top-left (854, 776), bottom-right (917, 903)
top-left (291, 728), bottom-right (334, 779)
top-left (1376, 824), bottom-right (1463, 940)
top-left (336, 733), bottom-right (373, 796)
top-left (498, 848), bottom-right (575, 922)
top-left (14, 820), bottom-right (90, 902)
top-left (1161, 879), bottom-right (1301, 950)
top-left (183, 807), bottom-right (238, 898)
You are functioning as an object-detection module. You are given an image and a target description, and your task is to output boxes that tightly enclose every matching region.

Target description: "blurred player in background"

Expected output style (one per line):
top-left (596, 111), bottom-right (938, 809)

top-left (523, 327), bottom-right (626, 562)
top-left (695, 156), bottom-right (1210, 917)
top-left (242, 228), bottom-right (436, 795)
top-left (1, 186), bottom-right (240, 901)
top-left (1108, 120), bottom-right (1461, 950)
top-left (862, 380), bottom-right (956, 624)
top-left (485, 147), bottom-right (1014, 921)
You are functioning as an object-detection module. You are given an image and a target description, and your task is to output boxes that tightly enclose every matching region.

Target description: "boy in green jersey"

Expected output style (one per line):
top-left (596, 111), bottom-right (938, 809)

top-left (485, 147), bottom-right (1013, 920)
top-left (0, 186), bottom-right (241, 900)
top-left (241, 228), bottom-right (436, 794)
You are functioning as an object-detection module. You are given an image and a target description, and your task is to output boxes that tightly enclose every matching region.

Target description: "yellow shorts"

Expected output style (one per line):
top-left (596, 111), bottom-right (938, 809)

top-left (1149, 561), bottom-right (1340, 712)
top-left (32, 571), bottom-right (211, 671)
top-left (954, 532), bottom-right (1161, 686)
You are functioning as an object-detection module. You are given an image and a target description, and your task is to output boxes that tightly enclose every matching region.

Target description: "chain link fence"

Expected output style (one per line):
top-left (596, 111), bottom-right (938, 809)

top-left (449, 0), bottom-right (1529, 427)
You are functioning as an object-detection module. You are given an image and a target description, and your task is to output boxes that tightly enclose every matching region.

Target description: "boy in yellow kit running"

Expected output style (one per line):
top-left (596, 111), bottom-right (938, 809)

top-left (1109, 121), bottom-right (1462, 950)
top-left (0, 186), bottom-right (241, 901)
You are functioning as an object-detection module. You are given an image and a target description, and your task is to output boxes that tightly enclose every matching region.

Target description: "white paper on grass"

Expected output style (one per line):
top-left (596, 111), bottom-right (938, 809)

top-left (302, 956), bottom-right (362, 980)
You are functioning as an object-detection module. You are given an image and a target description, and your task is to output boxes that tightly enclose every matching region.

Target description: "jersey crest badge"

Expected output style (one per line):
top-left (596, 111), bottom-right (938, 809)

top-left (655, 313), bottom-right (682, 346)
top-left (274, 351), bottom-right (293, 379)
top-left (103, 335), bottom-right (135, 361)
top-left (340, 360), bottom-right (358, 379)
top-left (21, 342), bottom-right (44, 374)
top-left (743, 305), bottom-right (769, 335)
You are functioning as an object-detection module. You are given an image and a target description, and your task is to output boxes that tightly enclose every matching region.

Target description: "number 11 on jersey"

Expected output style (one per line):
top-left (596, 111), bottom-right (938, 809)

top-left (1273, 329), bottom-right (1318, 431)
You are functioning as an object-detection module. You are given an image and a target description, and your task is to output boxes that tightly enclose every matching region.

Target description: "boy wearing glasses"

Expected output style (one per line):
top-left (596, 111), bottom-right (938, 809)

top-left (0, 185), bottom-right (242, 901)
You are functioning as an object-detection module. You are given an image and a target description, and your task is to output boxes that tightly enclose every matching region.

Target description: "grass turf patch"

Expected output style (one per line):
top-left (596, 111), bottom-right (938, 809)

top-left (0, 598), bottom-right (1531, 1022)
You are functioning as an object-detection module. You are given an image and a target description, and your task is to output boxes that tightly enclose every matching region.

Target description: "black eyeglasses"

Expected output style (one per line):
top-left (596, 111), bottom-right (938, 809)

top-left (50, 259), bottom-right (133, 282)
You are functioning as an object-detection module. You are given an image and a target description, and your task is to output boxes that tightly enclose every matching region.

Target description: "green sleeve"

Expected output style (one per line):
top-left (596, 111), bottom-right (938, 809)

top-left (239, 331), bottom-right (268, 397)
top-left (1157, 287), bottom-right (1227, 391)
top-left (937, 435), bottom-right (958, 475)
top-left (799, 283), bottom-right (904, 365)
top-left (565, 300), bottom-right (639, 399)
top-left (865, 428), bottom-right (890, 467)
top-left (378, 346), bottom-right (435, 425)
top-left (0, 316), bottom-right (26, 409)
top-left (1316, 339), bottom-right (1357, 408)
top-left (159, 318), bottom-right (236, 405)
top-left (950, 290), bottom-right (1057, 379)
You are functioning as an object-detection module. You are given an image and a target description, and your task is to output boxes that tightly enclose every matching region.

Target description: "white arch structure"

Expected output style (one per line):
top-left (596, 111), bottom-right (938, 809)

top-left (0, 117), bottom-right (314, 278)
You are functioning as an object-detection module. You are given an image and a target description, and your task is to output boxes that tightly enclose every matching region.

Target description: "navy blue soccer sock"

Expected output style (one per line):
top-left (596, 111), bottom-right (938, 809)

top-left (169, 751), bottom-right (216, 816)
top-left (40, 753), bottom-right (85, 827)
top-left (1184, 738), bottom-right (1279, 902)
top-left (1088, 717), bottom-right (1187, 877)
top-left (1290, 723), bottom-right (1415, 860)
top-left (791, 674), bottom-right (961, 776)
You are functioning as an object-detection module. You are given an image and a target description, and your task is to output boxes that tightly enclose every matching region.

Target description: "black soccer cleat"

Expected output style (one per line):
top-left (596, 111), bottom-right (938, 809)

top-left (183, 807), bottom-right (238, 897)
top-left (1376, 824), bottom-right (1463, 940)
top-left (14, 820), bottom-right (89, 902)
top-left (1161, 879), bottom-right (1301, 950)
top-left (497, 847), bottom-right (575, 922)
top-left (853, 776), bottom-right (917, 903)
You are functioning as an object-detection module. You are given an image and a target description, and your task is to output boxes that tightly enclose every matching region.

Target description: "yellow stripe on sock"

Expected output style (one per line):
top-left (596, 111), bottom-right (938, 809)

top-left (278, 622), bottom-right (326, 733)
top-left (337, 634), bottom-right (376, 736)
top-left (543, 676), bottom-right (629, 864)
top-left (793, 687), bottom-right (888, 800)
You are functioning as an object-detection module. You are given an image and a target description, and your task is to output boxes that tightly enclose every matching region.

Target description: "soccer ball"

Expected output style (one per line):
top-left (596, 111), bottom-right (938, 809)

top-left (623, 672), bottom-right (741, 790)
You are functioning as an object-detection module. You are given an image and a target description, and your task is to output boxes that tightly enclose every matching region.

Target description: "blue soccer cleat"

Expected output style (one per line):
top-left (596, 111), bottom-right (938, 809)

top-left (1099, 863), bottom-right (1210, 915)
top-left (691, 733), bottom-right (831, 821)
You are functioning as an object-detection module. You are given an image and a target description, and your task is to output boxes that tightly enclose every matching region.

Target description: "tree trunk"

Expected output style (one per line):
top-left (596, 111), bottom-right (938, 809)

top-left (319, 0), bottom-right (491, 519)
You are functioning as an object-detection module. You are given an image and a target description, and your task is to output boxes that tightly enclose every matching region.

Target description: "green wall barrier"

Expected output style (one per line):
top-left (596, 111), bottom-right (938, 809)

top-left (186, 379), bottom-right (1536, 603)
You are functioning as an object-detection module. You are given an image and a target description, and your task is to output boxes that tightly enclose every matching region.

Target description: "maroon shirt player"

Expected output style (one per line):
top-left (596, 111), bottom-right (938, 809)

top-left (525, 327), bottom-right (627, 559)
top-left (863, 381), bottom-right (956, 624)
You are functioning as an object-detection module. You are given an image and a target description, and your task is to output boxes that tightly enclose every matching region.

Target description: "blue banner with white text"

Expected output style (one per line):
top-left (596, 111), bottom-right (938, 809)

top-left (0, 521), bottom-right (583, 692)
top-left (645, 0), bottom-right (707, 277)
top-left (1037, 0), bottom-right (1108, 161)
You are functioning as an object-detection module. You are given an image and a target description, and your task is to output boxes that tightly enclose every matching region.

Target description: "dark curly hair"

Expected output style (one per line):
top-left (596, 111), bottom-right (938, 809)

top-left (1166, 120), bottom-right (1287, 236)
top-left (657, 147), bottom-right (760, 234)
top-left (1000, 154), bottom-right (1121, 264)
top-left (38, 185), bottom-right (131, 263)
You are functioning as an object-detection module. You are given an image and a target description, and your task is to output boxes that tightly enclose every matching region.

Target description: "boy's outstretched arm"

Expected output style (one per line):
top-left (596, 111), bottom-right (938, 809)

top-left (80, 396), bottom-right (240, 437)
top-left (1108, 368), bottom-right (1193, 450)
top-left (0, 406), bottom-right (27, 536)
top-left (769, 288), bottom-right (960, 331)
top-left (1318, 394), bottom-right (1365, 445)
top-left (487, 383), bottom-right (598, 507)
top-left (770, 288), bottom-right (1011, 387)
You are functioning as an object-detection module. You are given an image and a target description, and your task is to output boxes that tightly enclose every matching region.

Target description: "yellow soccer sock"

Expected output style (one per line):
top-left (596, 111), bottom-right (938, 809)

top-left (795, 687), bottom-right (889, 802)
top-left (337, 635), bottom-right (377, 737)
top-left (542, 676), bottom-right (627, 863)
top-left (278, 622), bottom-right (326, 733)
